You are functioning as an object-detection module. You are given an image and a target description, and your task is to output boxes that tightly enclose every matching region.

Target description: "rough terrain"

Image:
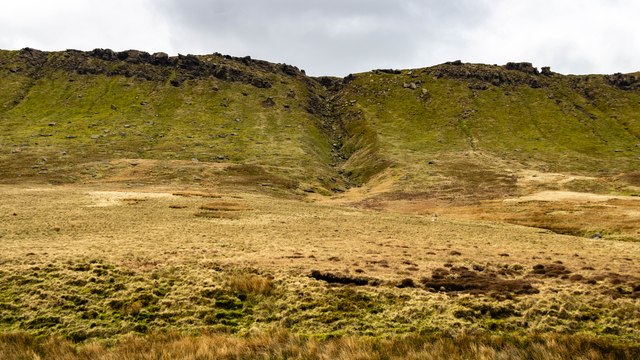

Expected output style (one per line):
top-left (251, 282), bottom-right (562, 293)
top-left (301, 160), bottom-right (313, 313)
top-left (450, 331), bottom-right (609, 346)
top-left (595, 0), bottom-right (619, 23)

top-left (1, 49), bottom-right (639, 358)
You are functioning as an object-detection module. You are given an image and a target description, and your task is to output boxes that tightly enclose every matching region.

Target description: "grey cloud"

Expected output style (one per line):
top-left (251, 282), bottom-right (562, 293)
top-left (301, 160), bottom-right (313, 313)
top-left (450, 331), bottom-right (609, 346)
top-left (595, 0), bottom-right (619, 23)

top-left (154, 0), bottom-right (491, 75)
top-left (3, 1), bottom-right (636, 76)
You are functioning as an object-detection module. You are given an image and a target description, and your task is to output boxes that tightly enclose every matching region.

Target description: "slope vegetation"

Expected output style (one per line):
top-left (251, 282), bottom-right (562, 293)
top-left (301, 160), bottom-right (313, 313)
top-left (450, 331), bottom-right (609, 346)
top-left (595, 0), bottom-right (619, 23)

top-left (334, 62), bottom-right (640, 198)
top-left (2, 49), bottom-right (639, 199)
top-left (0, 48), bottom-right (346, 193)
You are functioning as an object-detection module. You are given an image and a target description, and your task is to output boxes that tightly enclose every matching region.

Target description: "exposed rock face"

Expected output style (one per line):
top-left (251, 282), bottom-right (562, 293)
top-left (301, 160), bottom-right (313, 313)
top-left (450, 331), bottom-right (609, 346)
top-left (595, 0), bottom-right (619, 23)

top-left (605, 73), bottom-right (640, 90)
top-left (177, 54), bottom-right (201, 70)
top-left (375, 69), bottom-right (402, 74)
top-left (90, 48), bottom-right (117, 61)
top-left (118, 49), bottom-right (152, 64)
top-left (152, 52), bottom-right (169, 65)
top-left (403, 82), bottom-right (419, 90)
top-left (4, 48), bottom-right (287, 89)
top-left (250, 78), bottom-right (272, 88)
top-left (280, 64), bottom-right (302, 76)
top-left (504, 62), bottom-right (539, 75)
top-left (18, 47), bottom-right (48, 68)
top-left (314, 76), bottom-right (343, 91)
top-left (343, 74), bottom-right (356, 84)
top-left (468, 82), bottom-right (489, 91)
top-left (426, 62), bottom-right (543, 89)
top-left (7, 48), bottom-right (640, 95)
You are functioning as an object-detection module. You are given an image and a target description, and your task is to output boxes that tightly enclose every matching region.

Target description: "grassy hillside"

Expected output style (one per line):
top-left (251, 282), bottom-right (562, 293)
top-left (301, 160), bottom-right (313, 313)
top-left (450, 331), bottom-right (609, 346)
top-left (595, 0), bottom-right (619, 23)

top-left (0, 48), bottom-right (345, 193)
top-left (2, 49), bottom-right (639, 198)
top-left (335, 63), bottom-right (640, 198)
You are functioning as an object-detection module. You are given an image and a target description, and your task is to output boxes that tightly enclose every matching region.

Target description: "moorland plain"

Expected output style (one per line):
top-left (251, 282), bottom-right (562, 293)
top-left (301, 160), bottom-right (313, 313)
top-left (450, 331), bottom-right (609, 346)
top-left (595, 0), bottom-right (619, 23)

top-left (1, 48), bottom-right (640, 358)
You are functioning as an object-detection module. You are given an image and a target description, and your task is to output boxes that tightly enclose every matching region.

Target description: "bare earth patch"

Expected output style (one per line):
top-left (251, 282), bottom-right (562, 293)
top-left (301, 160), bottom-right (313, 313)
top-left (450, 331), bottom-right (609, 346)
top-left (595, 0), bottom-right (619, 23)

top-left (505, 190), bottom-right (640, 203)
top-left (87, 191), bottom-right (176, 207)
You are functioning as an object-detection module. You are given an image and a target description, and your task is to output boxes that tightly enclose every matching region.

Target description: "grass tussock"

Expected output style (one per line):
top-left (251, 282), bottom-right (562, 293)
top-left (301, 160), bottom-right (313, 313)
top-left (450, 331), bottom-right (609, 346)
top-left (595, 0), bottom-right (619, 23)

top-left (1, 331), bottom-right (639, 360)
top-left (226, 274), bottom-right (273, 296)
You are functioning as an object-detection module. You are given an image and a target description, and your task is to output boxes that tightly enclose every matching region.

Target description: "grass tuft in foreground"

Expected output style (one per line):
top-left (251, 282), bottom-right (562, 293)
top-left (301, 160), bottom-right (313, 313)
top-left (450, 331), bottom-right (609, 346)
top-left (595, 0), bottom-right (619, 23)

top-left (1, 330), bottom-right (639, 359)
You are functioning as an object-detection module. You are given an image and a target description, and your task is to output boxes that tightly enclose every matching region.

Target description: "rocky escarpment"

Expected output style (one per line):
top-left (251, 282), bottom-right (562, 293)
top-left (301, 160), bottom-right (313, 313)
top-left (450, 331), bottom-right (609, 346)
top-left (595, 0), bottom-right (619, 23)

top-left (5, 47), bottom-right (307, 89)
top-left (424, 61), bottom-right (553, 89)
top-left (2, 47), bottom-right (640, 192)
top-left (605, 72), bottom-right (640, 90)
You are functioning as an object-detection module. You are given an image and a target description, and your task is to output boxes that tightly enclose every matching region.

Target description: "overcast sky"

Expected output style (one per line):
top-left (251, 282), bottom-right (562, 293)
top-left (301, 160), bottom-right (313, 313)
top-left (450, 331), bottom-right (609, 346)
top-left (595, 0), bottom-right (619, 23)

top-left (1, 0), bottom-right (638, 76)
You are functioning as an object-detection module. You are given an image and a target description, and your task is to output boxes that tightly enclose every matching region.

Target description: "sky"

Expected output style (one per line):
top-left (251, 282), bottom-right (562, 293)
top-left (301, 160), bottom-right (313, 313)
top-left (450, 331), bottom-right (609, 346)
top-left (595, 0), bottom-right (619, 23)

top-left (1, 0), bottom-right (638, 76)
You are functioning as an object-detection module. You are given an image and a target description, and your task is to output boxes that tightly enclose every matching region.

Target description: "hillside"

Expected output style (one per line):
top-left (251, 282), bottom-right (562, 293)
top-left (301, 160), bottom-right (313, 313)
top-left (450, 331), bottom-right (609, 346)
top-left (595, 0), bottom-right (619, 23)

top-left (2, 49), bottom-right (639, 196)
top-left (336, 62), bottom-right (640, 194)
top-left (0, 48), bottom-right (346, 194)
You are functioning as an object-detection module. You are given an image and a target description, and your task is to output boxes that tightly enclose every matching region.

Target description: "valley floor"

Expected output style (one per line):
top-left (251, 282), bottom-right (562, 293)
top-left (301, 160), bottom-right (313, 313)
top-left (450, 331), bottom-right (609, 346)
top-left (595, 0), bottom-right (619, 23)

top-left (0, 181), bottom-right (639, 358)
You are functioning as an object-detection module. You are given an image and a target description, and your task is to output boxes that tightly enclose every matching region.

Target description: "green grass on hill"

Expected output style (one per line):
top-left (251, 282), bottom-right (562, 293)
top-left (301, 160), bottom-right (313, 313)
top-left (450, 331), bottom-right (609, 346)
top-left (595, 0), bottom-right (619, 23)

top-left (336, 65), bottom-right (640, 195)
top-left (1, 50), bottom-right (640, 196)
top-left (0, 50), bottom-right (344, 193)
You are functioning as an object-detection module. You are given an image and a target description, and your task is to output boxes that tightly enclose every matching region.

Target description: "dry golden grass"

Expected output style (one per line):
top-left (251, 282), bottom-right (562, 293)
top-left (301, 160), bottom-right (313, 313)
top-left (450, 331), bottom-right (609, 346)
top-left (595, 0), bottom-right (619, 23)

top-left (1, 183), bottom-right (639, 354)
top-left (226, 274), bottom-right (274, 296)
top-left (378, 192), bottom-right (640, 240)
top-left (1, 330), bottom-right (639, 359)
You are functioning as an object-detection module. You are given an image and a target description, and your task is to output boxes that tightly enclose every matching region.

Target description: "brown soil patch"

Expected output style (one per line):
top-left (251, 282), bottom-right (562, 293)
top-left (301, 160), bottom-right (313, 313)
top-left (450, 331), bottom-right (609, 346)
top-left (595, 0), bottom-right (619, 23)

top-left (87, 191), bottom-right (175, 207)
top-left (600, 273), bottom-right (640, 299)
top-left (195, 201), bottom-right (250, 219)
top-left (309, 270), bottom-right (380, 286)
top-left (420, 266), bottom-right (539, 297)
top-left (193, 211), bottom-right (242, 220)
top-left (199, 201), bottom-right (250, 211)
top-left (616, 171), bottom-right (640, 187)
top-left (173, 191), bottom-right (223, 198)
top-left (529, 263), bottom-right (572, 278)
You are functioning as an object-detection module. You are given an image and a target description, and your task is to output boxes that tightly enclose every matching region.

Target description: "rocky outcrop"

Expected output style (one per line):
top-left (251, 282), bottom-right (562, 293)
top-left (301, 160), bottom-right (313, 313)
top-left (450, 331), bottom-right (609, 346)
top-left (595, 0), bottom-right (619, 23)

top-left (152, 52), bottom-right (170, 65)
top-left (314, 76), bottom-right (343, 92)
top-left (605, 73), bottom-right (640, 90)
top-left (426, 62), bottom-right (544, 89)
top-left (17, 47), bottom-right (48, 75)
top-left (90, 48), bottom-right (118, 61)
top-left (504, 62), bottom-right (539, 75)
top-left (374, 69), bottom-right (402, 75)
top-left (3, 48), bottom-right (301, 89)
top-left (261, 97), bottom-right (276, 107)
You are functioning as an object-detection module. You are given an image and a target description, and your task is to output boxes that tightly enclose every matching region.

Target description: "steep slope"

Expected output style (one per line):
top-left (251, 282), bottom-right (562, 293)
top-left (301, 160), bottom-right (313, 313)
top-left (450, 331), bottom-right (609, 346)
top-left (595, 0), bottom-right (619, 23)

top-left (0, 48), bottom-right (346, 193)
top-left (333, 62), bottom-right (640, 200)
top-left (1, 49), bottom-right (640, 200)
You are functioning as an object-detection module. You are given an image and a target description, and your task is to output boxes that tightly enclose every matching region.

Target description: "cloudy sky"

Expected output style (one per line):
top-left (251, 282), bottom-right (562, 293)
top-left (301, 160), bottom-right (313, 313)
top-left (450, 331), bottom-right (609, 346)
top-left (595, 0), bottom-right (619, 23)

top-left (1, 0), bottom-right (638, 76)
